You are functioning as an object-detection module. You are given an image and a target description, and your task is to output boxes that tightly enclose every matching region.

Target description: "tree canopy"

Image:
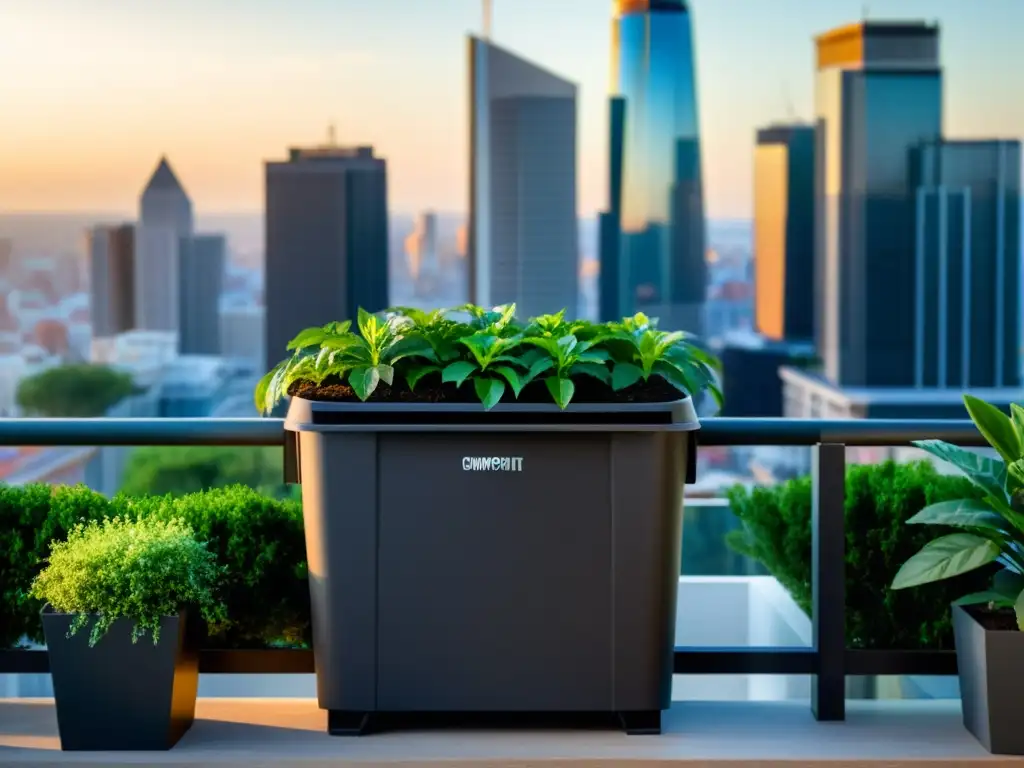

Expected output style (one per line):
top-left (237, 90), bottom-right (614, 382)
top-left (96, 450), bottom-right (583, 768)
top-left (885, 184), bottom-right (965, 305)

top-left (16, 364), bottom-right (137, 418)
top-left (119, 446), bottom-right (289, 498)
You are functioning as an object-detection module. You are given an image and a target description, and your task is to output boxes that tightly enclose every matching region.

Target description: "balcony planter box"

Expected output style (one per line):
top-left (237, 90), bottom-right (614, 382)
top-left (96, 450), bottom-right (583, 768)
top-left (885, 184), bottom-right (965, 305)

top-left (41, 608), bottom-right (199, 751)
top-left (953, 604), bottom-right (1024, 755)
top-left (284, 395), bottom-right (699, 735)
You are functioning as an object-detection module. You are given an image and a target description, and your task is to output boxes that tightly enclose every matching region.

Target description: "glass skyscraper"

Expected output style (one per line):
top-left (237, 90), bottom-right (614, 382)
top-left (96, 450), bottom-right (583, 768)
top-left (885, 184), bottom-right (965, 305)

top-left (467, 36), bottom-right (579, 320)
top-left (599, 0), bottom-right (706, 335)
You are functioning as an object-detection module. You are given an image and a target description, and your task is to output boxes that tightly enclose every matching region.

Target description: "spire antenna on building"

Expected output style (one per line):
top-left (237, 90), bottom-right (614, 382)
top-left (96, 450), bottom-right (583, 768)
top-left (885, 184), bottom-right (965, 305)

top-left (482, 0), bottom-right (493, 39)
top-left (862, 3), bottom-right (870, 19)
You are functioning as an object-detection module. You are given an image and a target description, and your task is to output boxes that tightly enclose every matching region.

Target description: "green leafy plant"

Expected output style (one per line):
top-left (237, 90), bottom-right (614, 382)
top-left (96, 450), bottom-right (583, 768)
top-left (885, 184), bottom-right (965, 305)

top-left (119, 486), bottom-right (309, 648)
top-left (603, 312), bottom-right (723, 409)
top-left (257, 304), bottom-right (721, 412)
top-left (30, 515), bottom-right (224, 646)
top-left (518, 334), bottom-right (611, 409)
top-left (1, 484), bottom-right (307, 650)
top-left (891, 395), bottom-right (1024, 629)
top-left (0, 484), bottom-right (111, 647)
top-left (727, 460), bottom-right (991, 649)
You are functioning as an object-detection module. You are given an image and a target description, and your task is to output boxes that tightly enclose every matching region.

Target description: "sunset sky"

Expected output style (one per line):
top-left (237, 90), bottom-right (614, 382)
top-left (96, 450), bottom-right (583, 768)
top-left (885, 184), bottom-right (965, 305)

top-left (1, 0), bottom-right (1022, 219)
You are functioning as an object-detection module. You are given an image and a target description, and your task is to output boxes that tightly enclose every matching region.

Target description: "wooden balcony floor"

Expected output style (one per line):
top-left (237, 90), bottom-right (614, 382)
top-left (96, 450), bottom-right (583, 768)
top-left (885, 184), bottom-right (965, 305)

top-left (2, 697), bottom-right (1023, 767)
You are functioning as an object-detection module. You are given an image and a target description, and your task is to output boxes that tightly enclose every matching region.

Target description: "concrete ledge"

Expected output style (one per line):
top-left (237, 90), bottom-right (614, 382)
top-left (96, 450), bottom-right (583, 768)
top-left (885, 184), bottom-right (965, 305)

top-left (3, 698), bottom-right (1023, 766)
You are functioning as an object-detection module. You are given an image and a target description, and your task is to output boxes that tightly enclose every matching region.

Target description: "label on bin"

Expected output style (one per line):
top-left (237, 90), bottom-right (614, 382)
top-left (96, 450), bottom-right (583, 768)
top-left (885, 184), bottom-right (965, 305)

top-left (462, 456), bottom-right (523, 472)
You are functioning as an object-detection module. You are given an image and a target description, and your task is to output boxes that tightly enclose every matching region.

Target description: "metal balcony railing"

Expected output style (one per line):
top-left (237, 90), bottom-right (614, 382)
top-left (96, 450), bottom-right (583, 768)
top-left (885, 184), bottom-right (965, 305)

top-left (0, 416), bottom-right (989, 723)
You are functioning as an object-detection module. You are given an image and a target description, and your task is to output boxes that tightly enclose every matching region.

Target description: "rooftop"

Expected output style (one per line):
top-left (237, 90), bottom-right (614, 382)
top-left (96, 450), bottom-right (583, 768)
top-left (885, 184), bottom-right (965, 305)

top-left (615, 0), bottom-right (688, 15)
top-left (142, 156), bottom-right (188, 196)
top-left (1, 698), bottom-right (1015, 766)
top-left (779, 366), bottom-right (1024, 407)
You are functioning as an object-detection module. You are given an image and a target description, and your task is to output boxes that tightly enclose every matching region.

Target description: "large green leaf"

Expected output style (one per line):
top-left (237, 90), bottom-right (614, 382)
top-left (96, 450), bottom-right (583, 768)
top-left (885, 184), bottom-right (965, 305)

top-left (913, 439), bottom-right (1007, 502)
top-left (386, 336), bottom-right (436, 364)
top-left (652, 360), bottom-right (693, 395)
top-left (473, 377), bottom-right (505, 410)
top-left (405, 364), bottom-right (439, 391)
top-left (964, 394), bottom-right (1022, 464)
top-left (953, 591), bottom-right (1014, 608)
top-left (357, 307), bottom-right (378, 341)
top-left (492, 365), bottom-right (524, 396)
top-left (286, 327), bottom-right (327, 351)
top-left (348, 366), bottom-right (381, 401)
top-left (611, 362), bottom-right (644, 391)
top-left (905, 498), bottom-right (1006, 532)
top-left (545, 376), bottom-right (575, 409)
top-left (570, 362), bottom-right (611, 385)
top-left (458, 334), bottom-right (498, 367)
top-left (1015, 589), bottom-right (1024, 631)
top-left (1010, 403), bottom-right (1024, 446)
top-left (441, 361), bottom-right (477, 387)
top-left (892, 533), bottom-right (1000, 589)
top-left (375, 364), bottom-right (394, 386)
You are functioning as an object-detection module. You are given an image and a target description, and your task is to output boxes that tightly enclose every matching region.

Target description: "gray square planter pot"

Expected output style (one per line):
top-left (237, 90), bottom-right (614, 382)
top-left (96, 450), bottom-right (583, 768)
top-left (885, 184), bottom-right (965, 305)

top-left (952, 603), bottom-right (1024, 755)
top-left (284, 396), bottom-right (700, 736)
top-left (41, 608), bottom-right (199, 751)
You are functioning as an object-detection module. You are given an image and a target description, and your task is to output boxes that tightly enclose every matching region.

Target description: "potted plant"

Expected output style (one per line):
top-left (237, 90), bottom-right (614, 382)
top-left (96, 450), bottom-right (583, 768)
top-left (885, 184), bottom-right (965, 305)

top-left (891, 394), bottom-right (1024, 754)
top-left (31, 515), bottom-right (223, 751)
top-left (256, 304), bottom-right (720, 736)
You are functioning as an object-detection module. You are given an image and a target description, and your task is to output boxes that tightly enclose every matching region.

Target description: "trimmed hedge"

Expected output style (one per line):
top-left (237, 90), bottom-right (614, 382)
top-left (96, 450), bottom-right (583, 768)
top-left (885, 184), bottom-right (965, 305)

top-left (726, 460), bottom-right (995, 650)
top-left (4, 461), bottom-right (996, 652)
top-left (1, 483), bottom-right (307, 649)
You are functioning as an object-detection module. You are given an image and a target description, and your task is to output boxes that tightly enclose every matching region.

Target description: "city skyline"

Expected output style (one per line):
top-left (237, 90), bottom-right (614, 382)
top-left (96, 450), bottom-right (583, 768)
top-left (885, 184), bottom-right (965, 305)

top-left (2, 0), bottom-right (1023, 219)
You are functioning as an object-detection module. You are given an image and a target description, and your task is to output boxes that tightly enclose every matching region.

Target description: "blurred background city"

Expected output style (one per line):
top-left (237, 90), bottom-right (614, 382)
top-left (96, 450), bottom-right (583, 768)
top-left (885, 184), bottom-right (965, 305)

top-left (0, 0), bottom-right (1022, 700)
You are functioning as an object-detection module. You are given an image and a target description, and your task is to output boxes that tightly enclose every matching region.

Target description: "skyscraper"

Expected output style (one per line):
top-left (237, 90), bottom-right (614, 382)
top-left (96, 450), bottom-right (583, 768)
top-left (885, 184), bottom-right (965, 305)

top-left (136, 157), bottom-right (193, 332)
top-left (467, 36), bottom-right (579, 320)
top-left (599, 0), bottom-right (706, 335)
top-left (179, 234), bottom-right (226, 355)
top-left (753, 124), bottom-right (815, 342)
top-left (813, 21), bottom-right (942, 387)
top-left (87, 223), bottom-right (135, 339)
top-left (780, 21), bottom-right (1024, 420)
top-left (264, 145), bottom-right (389, 367)
top-left (910, 139), bottom-right (1022, 388)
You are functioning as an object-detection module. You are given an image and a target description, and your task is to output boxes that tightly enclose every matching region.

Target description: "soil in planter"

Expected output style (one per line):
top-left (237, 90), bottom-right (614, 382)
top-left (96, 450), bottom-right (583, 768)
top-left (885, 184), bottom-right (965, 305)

top-left (288, 373), bottom-right (684, 405)
top-left (966, 605), bottom-right (1019, 631)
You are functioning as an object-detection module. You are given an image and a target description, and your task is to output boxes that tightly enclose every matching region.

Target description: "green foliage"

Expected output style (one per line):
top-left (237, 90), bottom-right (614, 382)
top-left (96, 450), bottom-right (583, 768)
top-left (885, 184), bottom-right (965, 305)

top-left (727, 460), bottom-right (992, 649)
top-left (1, 483), bottom-right (308, 649)
top-left (120, 486), bottom-right (309, 647)
top-left (892, 395), bottom-right (1024, 629)
top-left (119, 447), bottom-right (286, 498)
top-left (0, 484), bottom-right (111, 647)
top-left (16, 364), bottom-right (137, 417)
top-left (257, 304), bottom-right (721, 413)
top-left (30, 516), bottom-right (223, 646)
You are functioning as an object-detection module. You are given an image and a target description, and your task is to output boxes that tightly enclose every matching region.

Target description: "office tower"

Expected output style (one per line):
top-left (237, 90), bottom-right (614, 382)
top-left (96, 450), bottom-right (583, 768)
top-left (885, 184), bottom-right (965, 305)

top-left (911, 140), bottom-right (1022, 388)
top-left (87, 224), bottom-right (136, 338)
top-left (405, 211), bottom-right (439, 296)
top-left (179, 234), bottom-right (226, 355)
top-left (780, 21), bottom-right (1024, 421)
top-left (599, 0), bottom-right (706, 335)
top-left (814, 21), bottom-right (942, 387)
top-left (264, 145), bottom-right (389, 366)
top-left (136, 157), bottom-right (194, 332)
top-left (754, 124), bottom-right (815, 342)
top-left (467, 35), bottom-right (579, 320)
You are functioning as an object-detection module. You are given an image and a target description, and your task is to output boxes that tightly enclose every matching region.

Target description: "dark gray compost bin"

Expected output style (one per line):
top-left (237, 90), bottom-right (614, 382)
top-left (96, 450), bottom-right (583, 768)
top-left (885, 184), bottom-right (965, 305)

top-left (283, 396), bottom-right (700, 736)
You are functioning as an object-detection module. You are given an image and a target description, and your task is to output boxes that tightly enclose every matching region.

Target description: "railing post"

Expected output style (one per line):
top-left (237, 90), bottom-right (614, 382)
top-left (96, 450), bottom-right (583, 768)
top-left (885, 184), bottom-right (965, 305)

top-left (811, 442), bottom-right (845, 721)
